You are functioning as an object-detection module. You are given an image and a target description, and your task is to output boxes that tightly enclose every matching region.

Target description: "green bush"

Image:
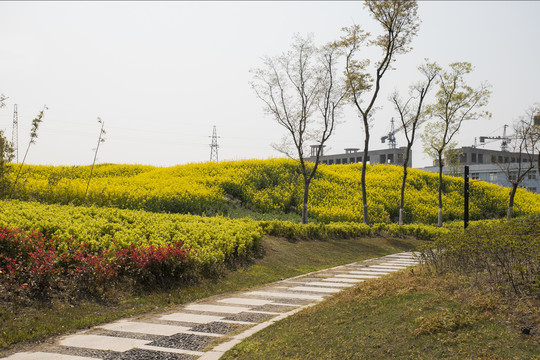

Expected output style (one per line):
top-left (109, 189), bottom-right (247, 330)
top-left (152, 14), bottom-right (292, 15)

top-left (419, 215), bottom-right (540, 297)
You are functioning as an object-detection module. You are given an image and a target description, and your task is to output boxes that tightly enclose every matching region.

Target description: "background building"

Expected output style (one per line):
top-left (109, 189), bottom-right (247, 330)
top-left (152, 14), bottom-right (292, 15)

top-left (422, 146), bottom-right (539, 193)
top-left (309, 146), bottom-right (411, 167)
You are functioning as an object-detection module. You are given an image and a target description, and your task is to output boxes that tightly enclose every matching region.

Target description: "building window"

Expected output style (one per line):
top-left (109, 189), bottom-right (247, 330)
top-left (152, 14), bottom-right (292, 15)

top-left (336, 159), bottom-right (341, 164)
top-left (398, 153), bottom-right (404, 164)
top-left (387, 154), bottom-right (394, 164)
top-left (322, 160), bottom-right (327, 164)
top-left (528, 172), bottom-right (537, 180)
top-left (460, 153), bottom-right (467, 163)
top-left (527, 187), bottom-right (537, 193)
top-left (342, 158), bottom-right (348, 164)
top-left (471, 172), bottom-right (480, 180)
top-left (478, 154), bottom-right (483, 163)
top-left (509, 172), bottom-right (518, 181)
top-left (356, 156), bottom-right (362, 162)
top-left (498, 156), bottom-right (503, 163)
top-left (489, 172), bottom-right (497, 182)
top-left (504, 157), bottom-right (509, 163)
top-left (511, 157), bottom-right (515, 163)
top-left (380, 154), bottom-right (386, 164)
top-left (328, 159), bottom-right (334, 165)
top-left (491, 155), bottom-right (497, 163)
top-left (471, 153), bottom-right (477, 163)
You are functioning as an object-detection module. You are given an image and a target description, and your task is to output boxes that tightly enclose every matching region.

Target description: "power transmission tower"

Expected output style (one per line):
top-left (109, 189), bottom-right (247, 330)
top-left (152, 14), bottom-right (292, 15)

top-left (12, 104), bottom-right (18, 163)
top-left (209, 125), bottom-right (220, 162)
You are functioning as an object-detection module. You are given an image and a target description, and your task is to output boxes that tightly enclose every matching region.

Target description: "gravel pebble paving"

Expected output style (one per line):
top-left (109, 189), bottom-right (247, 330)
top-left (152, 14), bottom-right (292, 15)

top-left (44, 345), bottom-right (112, 359)
top-left (149, 333), bottom-right (214, 351)
top-left (248, 296), bottom-right (309, 305)
top-left (223, 311), bottom-right (274, 323)
top-left (250, 304), bottom-right (297, 313)
top-left (189, 322), bottom-right (243, 335)
top-left (91, 330), bottom-right (163, 342)
top-left (105, 349), bottom-right (195, 360)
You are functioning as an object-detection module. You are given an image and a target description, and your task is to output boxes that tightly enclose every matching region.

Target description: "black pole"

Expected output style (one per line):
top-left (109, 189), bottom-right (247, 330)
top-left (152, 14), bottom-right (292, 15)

top-left (464, 165), bottom-right (469, 229)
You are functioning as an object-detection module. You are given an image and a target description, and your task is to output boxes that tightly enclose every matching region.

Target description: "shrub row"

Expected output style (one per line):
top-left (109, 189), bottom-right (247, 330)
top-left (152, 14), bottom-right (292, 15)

top-left (0, 200), bottom-right (263, 266)
top-left (0, 227), bottom-right (190, 297)
top-left (260, 220), bottom-right (447, 241)
top-left (418, 215), bottom-right (540, 298)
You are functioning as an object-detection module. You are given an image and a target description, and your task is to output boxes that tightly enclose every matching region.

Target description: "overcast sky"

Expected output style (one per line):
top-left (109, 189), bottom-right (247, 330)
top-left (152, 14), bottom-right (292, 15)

top-left (1, 1), bottom-right (539, 168)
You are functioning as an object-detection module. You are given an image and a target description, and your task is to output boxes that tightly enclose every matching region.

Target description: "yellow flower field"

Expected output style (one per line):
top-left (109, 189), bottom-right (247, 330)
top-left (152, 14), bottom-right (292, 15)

top-left (9, 159), bottom-right (540, 224)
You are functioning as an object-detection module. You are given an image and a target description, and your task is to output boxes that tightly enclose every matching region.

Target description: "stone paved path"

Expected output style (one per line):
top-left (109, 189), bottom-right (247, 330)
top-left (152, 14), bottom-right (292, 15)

top-left (3, 252), bottom-right (419, 360)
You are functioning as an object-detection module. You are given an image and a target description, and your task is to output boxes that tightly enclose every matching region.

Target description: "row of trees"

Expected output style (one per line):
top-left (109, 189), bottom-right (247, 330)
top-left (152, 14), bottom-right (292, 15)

top-left (252, 0), bottom-right (537, 226)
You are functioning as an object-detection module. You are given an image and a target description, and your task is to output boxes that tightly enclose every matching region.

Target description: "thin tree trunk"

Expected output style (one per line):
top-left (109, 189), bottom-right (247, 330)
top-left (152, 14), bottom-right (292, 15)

top-left (361, 121), bottom-right (370, 225)
top-left (10, 143), bottom-right (31, 198)
top-left (399, 146), bottom-right (412, 225)
top-left (437, 153), bottom-right (444, 227)
top-left (507, 183), bottom-right (518, 221)
top-left (302, 179), bottom-right (310, 224)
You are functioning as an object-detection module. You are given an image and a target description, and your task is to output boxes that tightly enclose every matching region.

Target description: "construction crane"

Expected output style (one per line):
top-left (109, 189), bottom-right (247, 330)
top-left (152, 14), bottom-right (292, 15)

top-left (380, 117), bottom-right (404, 149)
top-left (479, 124), bottom-right (511, 152)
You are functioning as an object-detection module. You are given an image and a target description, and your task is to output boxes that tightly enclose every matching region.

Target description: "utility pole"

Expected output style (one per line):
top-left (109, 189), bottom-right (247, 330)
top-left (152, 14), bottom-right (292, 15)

top-left (209, 125), bottom-right (219, 162)
top-left (464, 165), bottom-right (469, 229)
top-left (12, 104), bottom-right (18, 163)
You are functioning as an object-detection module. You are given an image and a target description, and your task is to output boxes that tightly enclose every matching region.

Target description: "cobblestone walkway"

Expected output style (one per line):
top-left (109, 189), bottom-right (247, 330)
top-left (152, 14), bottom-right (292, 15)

top-left (4, 252), bottom-right (419, 360)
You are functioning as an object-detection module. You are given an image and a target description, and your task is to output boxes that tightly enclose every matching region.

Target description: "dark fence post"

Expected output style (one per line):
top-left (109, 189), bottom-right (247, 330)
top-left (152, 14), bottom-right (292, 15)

top-left (464, 165), bottom-right (469, 229)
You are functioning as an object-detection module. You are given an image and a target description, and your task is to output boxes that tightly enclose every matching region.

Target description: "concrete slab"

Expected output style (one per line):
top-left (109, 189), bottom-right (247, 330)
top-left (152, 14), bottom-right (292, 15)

top-left (322, 277), bottom-right (364, 283)
top-left (386, 261), bottom-right (418, 265)
top-left (370, 264), bottom-right (408, 269)
top-left (294, 281), bottom-right (354, 288)
top-left (246, 291), bottom-right (324, 301)
top-left (184, 304), bottom-right (250, 314)
top-left (59, 334), bottom-right (150, 352)
top-left (198, 351), bottom-right (224, 360)
top-left (348, 270), bottom-right (391, 275)
top-left (160, 313), bottom-right (223, 324)
top-left (4, 353), bottom-right (101, 360)
top-left (359, 267), bottom-right (399, 272)
top-left (335, 274), bottom-right (381, 279)
top-left (217, 298), bottom-right (273, 306)
top-left (98, 320), bottom-right (191, 336)
top-left (287, 286), bottom-right (341, 293)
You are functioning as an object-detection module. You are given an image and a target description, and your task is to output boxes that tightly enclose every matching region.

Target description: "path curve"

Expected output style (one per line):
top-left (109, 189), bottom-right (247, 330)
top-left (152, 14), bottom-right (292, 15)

top-left (3, 252), bottom-right (419, 360)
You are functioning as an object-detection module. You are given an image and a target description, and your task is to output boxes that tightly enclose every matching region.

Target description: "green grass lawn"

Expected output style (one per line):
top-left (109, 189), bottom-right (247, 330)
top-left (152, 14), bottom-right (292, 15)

top-left (222, 269), bottom-right (540, 360)
top-left (0, 235), bottom-right (421, 354)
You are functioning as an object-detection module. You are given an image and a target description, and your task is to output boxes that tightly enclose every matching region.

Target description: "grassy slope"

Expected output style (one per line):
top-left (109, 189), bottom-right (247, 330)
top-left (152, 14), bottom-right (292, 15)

top-left (0, 235), bottom-right (422, 355)
top-left (223, 269), bottom-right (540, 360)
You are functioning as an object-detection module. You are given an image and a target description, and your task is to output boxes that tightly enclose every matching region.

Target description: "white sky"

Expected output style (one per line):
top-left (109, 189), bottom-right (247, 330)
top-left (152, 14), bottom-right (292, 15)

top-left (1, 1), bottom-right (539, 168)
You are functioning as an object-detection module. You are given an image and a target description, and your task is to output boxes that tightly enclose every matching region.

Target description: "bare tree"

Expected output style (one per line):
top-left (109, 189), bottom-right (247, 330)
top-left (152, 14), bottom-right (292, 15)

top-left (421, 62), bottom-right (491, 226)
top-left (338, 0), bottom-right (420, 225)
top-left (251, 35), bottom-right (346, 224)
top-left (500, 108), bottom-right (539, 220)
top-left (0, 130), bottom-right (15, 199)
top-left (11, 105), bottom-right (47, 197)
top-left (85, 117), bottom-right (106, 200)
top-left (390, 60), bottom-right (439, 225)
top-left (0, 94), bottom-right (7, 108)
